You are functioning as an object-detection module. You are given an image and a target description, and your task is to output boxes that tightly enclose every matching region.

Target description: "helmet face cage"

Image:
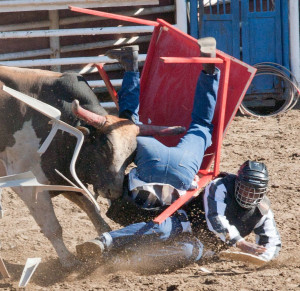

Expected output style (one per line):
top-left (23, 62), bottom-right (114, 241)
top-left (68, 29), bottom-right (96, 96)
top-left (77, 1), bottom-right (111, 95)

top-left (235, 180), bottom-right (267, 209)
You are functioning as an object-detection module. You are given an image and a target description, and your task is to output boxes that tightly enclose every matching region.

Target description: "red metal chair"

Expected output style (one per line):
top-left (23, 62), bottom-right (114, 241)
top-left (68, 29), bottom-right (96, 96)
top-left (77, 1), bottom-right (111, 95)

top-left (69, 6), bottom-right (257, 224)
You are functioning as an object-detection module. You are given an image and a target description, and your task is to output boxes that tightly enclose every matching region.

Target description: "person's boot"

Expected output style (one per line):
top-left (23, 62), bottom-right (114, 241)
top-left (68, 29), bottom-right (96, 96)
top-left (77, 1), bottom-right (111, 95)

top-left (198, 37), bottom-right (216, 75)
top-left (76, 238), bottom-right (105, 261)
top-left (105, 45), bottom-right (139, 72)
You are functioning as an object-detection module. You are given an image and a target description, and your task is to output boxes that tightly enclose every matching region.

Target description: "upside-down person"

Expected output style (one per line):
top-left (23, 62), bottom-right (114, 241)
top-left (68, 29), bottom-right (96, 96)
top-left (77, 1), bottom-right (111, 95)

top-left (77, 37), bottom-right (218, 264)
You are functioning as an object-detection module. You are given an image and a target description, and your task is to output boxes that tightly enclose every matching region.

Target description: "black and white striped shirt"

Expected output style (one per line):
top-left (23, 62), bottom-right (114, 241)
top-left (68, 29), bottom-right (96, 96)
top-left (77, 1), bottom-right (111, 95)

top-left (203, 176), bottom-right (281, 261)
top-left (128, 168), bottom-right (190, 209)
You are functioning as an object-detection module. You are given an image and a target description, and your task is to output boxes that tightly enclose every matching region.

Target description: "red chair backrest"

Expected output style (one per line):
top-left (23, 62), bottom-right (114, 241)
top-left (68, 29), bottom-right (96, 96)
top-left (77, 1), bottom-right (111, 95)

top-left (139, 19), bottom-right (256, 171)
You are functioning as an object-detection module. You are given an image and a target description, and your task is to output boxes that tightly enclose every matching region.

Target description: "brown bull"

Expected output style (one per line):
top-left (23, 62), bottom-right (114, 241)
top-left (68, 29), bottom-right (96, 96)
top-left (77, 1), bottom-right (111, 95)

top-left (0, 65), bottom-right (184, 268)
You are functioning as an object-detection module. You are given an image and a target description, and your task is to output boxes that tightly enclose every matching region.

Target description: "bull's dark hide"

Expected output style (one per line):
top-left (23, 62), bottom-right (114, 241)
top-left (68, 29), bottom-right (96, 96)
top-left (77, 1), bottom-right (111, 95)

top-left (0, 65), bottom-right (137, 268)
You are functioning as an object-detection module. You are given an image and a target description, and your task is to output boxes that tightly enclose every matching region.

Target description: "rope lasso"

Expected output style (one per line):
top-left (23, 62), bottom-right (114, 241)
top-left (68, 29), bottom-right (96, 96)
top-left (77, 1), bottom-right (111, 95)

top-left (240, 62), bottom-right (300, 117)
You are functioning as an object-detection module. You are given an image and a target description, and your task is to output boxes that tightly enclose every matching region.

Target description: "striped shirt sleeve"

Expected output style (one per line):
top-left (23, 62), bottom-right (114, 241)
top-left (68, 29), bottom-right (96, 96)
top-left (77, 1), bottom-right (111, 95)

top-left (203, 179), bottom-right (244, 245)
top-left (128, 168), bottom-right (186, 209)
top-left (253, 209), bottom-right (282, 261)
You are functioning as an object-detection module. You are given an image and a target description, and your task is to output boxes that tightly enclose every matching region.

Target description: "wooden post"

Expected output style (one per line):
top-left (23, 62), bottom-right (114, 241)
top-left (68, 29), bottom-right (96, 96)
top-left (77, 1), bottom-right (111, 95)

top-left (49, 10), bottom-right (61, 72)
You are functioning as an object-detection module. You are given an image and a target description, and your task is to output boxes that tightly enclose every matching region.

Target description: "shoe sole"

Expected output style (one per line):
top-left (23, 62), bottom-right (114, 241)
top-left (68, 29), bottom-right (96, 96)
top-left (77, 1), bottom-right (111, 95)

top-left (121, 45), bottom-right (139, 52)
top-left (76, 241), bottom-right (103, 261)
top-left (198, 37), bottom-right (216, 56)
top-left (105, 45), bottom-right (139, 58)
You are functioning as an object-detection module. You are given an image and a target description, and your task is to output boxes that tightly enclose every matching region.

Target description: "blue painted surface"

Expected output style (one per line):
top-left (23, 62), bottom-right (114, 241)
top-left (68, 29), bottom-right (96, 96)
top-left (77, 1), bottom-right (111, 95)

top-left (189, 0), bottom-right (199, 38)
top-left (281, 0), bottom-right (290, 71)
top-left (199, 0), bottom-right (240, 59)
top-left (242, 0), bottom-right (282, 94)
top-left (189, 0), bottom-right (290, 95)
top-left (242, 0), bottom-right (282, 65)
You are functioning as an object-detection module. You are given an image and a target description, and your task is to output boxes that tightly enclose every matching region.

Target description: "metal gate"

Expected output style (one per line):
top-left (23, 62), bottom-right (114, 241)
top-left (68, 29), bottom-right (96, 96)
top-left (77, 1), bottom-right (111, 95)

top-left (198, 0), bottom-right (240, 59)
top-left (197, 0), bottom-right (286, 64)
top-left (189, 0), bottom-right (290, 114)
top-left (242, 0), bottom-right (287, 67)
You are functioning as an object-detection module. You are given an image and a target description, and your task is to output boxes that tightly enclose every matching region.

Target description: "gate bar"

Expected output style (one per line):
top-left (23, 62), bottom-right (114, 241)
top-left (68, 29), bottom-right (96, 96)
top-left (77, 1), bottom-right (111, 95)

top-left (69, 6), bottom-right (159, 27)
top-left (154, 55), bottom-right (231, 224)
top-left (95, 64), bottom-right (119, 109)
top-left (161, 57), bottom-right (223, 64)
top-left (213, 57), bottom-right (230, 176)
top-left (153, 171), bottom-right (213, 224)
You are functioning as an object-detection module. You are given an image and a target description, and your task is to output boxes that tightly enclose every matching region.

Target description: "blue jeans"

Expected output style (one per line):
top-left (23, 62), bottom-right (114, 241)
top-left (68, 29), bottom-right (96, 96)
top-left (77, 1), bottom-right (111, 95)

top-left (99, 210), bottom-right (203, 268)
top-left (118, 69), bottom-right (221, 190)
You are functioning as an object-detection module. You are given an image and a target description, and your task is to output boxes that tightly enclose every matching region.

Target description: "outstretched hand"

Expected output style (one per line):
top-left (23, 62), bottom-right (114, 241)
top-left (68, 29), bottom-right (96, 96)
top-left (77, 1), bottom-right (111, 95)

top-left (236, 240), bottom-right (267, 256)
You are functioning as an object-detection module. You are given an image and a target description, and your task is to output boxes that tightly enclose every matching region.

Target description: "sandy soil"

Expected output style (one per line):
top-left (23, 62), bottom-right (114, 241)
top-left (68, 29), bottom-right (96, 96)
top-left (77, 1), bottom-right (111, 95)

top-left (0, 109), bottom-right (299, 290)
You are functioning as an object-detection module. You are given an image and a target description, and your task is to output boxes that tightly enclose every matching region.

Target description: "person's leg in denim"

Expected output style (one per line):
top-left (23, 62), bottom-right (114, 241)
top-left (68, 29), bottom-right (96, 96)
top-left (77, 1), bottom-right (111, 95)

top-left (108, 236), bottom-right (203, 273)
top-left (113, 44), bottom-right (221, 191)
top-left (99, 211), bottom-right (189, 250)
top-left (77, 210), bottom-right (203, 269)
top-left (118, 71), bottom-right (140, 124)
top-left (134, 69), bottom-right (221, 190)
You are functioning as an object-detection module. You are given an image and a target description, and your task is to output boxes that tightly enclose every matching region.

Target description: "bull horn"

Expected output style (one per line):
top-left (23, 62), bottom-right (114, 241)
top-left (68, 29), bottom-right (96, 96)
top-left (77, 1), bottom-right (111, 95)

top-left (72, 100), bottom-right (186, 136)
top-left (72, 100), bottom-right (106, 129)
top-left (137, 124), bottom-right (186, 136)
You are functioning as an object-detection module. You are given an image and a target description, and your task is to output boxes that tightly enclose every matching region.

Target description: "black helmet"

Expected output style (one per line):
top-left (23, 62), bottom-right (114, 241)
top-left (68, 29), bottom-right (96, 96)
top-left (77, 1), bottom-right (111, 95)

top-left (235, 160), bottom-right (269, 208)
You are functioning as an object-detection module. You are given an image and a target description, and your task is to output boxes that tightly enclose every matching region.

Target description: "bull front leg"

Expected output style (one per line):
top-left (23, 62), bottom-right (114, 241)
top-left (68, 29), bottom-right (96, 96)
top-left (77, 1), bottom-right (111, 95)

top-left (16, 187), bottom-right (79, 269)
top-left (62, 191), bottom-right (111, 234)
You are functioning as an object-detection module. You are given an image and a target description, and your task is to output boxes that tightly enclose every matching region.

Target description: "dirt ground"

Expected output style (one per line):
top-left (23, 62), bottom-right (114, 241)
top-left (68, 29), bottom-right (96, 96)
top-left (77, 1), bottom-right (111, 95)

top-left (0, 108), bottom-right (299, 290)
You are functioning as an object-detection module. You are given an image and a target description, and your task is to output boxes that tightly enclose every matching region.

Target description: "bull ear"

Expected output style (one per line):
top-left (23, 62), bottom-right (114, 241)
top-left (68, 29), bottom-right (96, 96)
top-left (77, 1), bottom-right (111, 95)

top-left (76, 126), bottom-right (90, 136)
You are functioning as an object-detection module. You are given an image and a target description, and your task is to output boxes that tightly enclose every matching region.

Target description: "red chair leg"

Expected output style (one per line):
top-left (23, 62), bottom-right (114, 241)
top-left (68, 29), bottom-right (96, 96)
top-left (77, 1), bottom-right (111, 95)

top-left (95, 63), bottom-right (119, 110)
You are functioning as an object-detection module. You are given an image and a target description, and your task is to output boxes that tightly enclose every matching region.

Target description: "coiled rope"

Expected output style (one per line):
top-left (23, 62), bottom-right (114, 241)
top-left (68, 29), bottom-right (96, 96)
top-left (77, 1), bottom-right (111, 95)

top-left (240, 62), bottom-right (300, 117)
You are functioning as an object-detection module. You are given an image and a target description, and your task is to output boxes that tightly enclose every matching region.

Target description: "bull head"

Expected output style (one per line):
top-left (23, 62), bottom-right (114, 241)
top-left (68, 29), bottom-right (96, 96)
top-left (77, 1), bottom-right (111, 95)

top-left (72, 100), bottom-right (186, 200)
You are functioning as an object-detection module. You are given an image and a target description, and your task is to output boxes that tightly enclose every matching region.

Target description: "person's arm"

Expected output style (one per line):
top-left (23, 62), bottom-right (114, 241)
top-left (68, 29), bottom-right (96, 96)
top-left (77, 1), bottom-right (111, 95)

top-left (204, 179), bottom-right (281, 259)
top-left (203, 180), bottom-right (244, 245)
top-left (235, 239), bottom-right (266, 255)
top-left (252, 209), bottom-right (281, 261)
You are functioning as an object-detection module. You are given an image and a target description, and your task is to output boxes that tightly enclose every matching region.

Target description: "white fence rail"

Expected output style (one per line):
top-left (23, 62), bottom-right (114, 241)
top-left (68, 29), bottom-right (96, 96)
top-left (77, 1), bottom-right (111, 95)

top-left (0, 0), bottom-right (159, 12)
top-left (0, 36), bottom-right (152, 61)
top-left (0, 26), bottom-right (154, 39)
top-left (0, 0), bottom-right (187, 95)
top-left (0, 6), bottom-right (174, 32)
top-left (0, 55), bottom-right (147, 67)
